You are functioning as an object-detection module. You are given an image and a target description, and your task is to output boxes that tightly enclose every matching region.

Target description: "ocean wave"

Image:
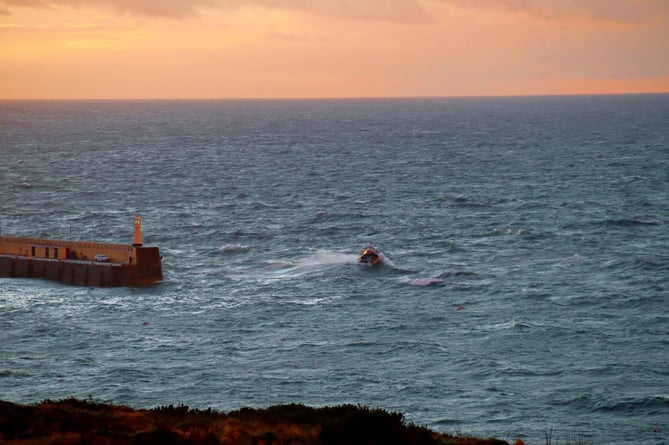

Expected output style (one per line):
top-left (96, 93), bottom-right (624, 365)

top-left (220, 243), bottom-right (249, 253)
top-left (451, 195), bottom-right (490, 208)
top-left (591, 395), bottom-right (669, 416)
top-left (596, 218), bottom-right (660, 227)
top-left (482, 320), bottom-right (534, 332)
top-left (399, 277), bottom-right (445, 286)
top-left (601, 254), bottom-right (668, 273)
top-left (0, 369), bottom-right (22, 378)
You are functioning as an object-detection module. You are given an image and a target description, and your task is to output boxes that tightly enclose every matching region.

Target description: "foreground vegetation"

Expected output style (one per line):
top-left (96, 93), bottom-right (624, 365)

top-left (0, 398), bottom-right (520, 445)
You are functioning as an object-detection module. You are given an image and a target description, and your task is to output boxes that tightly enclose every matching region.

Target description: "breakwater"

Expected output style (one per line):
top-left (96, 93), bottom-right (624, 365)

top-left (0, 248), bottom-right (162, 286)
top-left (0, 216), bottom-right (162, 286)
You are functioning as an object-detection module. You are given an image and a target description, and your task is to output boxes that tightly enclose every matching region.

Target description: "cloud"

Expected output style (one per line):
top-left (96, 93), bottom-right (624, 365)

top-left (439, 0), bottom-right (669, 25)
top-left (328, 0), bottom-right (433, 23)
top-left (0, 0), bottom-right (218, 17)
top-left (4, 0), bottom-right (666, 27)
top-left (0, 0), bottom-right (433, 22)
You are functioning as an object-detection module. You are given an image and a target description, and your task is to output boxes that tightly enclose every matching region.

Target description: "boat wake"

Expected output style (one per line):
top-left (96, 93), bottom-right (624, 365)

top-left (233, 248), bottom-right (433, 283)
top-left (294, 252), bottom-right (360, 271)
top-left (254, 252), bottom-right (359, 278)
top-left (376, 252), bottom-right (395, 267)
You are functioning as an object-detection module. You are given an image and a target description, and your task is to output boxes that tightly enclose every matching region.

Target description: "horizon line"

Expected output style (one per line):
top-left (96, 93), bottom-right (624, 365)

top-left (1, 91), bottom-right (668, 102)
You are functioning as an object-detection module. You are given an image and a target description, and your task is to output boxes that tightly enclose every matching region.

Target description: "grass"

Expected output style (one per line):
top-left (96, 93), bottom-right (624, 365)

top-left (0, 398), bottom-right (517, 445)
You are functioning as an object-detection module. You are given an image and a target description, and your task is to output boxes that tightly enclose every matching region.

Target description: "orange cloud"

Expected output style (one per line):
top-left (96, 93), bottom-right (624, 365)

top-left (0, 0), bottom-right (218, 17)
top-left (3, 0), bottom-right (669, 25)
top-left (439, 0), bottom-right (669, 24)
top-left (0, 0), bottom-right (433, 22)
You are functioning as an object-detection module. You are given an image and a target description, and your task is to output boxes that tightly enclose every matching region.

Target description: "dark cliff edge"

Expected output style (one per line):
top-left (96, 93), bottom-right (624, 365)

top-left (0, 398), bottom-right (520, 445)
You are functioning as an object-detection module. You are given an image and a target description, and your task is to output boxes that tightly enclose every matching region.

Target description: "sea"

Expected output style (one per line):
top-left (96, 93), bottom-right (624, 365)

top-left (1, 95), bottom-right (667, 444)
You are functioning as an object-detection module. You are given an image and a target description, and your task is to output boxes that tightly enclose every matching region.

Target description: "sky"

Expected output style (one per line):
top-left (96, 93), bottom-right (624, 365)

top-left (1, 0), bottom-right (668, 99)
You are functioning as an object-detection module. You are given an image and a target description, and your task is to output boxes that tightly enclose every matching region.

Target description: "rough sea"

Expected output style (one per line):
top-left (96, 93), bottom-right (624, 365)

top-left (1, 95), bottom-right (668, 444)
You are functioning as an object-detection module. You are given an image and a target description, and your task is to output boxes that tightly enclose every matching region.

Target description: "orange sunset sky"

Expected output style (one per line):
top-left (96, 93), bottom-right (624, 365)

top-left (1, 0), bottom-right (668, 99)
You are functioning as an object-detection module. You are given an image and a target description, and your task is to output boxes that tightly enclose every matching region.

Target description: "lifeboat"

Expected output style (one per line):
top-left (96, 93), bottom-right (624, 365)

top-left (358, 244), bottom-right (381, 266)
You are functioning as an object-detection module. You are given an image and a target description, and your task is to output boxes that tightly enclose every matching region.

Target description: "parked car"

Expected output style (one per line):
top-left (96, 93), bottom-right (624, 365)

top-left (94, 254), bottom-right (111, 262)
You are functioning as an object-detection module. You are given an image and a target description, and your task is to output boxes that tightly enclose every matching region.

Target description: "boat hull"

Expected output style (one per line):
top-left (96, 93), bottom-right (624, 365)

top-left (358, 251), bottom-right (381, 266)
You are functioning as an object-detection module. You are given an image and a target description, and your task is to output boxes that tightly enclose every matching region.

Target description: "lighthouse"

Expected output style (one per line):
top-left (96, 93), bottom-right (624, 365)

top-left (133, 213), bottom-right (143, 246)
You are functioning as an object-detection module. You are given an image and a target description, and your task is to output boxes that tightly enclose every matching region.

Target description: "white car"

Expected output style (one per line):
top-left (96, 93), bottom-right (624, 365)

top-left (94, 254), bottom-right (111, 262)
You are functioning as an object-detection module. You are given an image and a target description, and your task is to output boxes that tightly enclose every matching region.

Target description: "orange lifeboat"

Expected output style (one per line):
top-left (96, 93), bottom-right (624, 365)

top-left (358, 243), bottom-right (381, 266)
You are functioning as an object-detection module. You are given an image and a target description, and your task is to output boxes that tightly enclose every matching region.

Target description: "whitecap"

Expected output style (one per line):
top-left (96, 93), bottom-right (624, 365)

top-left (401, 277), bottom-right (445, 286)
top-left (220, 243), bottom-right (248, 253)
